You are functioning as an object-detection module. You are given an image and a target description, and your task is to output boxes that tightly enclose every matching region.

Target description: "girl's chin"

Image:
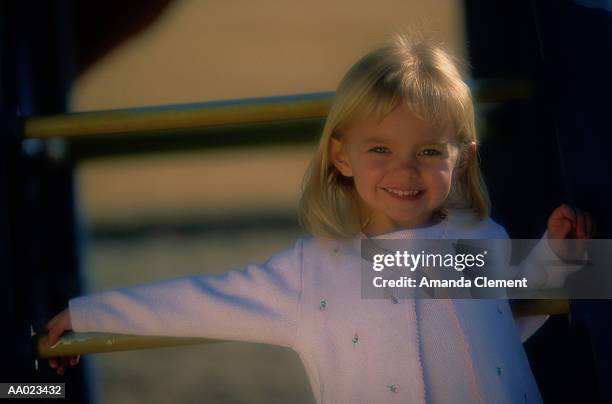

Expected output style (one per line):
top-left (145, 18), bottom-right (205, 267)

top-left (386, 212), bottom-right (437, 228)
top-left (362, 213), bottom-right (435, 235)
top-left (391, 220), bottom-right (433, 229)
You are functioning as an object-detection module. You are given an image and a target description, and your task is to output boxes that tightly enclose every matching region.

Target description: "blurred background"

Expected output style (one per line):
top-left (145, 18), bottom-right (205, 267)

top-left (1, 0), bottom-right (611, 403)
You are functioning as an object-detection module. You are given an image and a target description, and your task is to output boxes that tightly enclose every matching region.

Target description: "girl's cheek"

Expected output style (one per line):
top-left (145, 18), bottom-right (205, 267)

top-left (354, 161), bottom-right (386, 192)
top-left (362, 159), bottom-right (388, 174)
top-left (433, 168), bottom-right (453, 183)
top-left (427, 160), bottom-right (455, 176)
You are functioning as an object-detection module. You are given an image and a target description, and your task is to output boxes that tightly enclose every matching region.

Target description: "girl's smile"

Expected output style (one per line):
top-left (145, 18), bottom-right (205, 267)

top-left (330, 104), bottom-right (469, 235)
top-left (382, 187), bottom-right (426, 200)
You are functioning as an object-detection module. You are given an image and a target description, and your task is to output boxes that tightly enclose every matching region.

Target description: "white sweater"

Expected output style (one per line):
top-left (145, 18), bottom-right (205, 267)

top-left (69, 209), bottom-right (567, 403)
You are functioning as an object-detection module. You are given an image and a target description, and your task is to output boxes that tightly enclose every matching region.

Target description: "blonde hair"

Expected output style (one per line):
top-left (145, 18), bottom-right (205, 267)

top-left (298, 32), bottom-right (490, 239)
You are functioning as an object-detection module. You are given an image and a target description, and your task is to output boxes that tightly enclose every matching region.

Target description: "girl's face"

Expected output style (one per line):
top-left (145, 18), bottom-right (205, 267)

top-left (330, 104), bottom-right (470, 236)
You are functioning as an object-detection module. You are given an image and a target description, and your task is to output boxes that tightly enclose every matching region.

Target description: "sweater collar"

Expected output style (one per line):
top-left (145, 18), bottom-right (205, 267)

top-left (344, 208), bottom-right (479, 254)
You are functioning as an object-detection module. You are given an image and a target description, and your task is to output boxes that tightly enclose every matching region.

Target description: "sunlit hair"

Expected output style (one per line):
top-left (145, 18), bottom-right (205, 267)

top-left (298, 31), bottom-right (491, 239)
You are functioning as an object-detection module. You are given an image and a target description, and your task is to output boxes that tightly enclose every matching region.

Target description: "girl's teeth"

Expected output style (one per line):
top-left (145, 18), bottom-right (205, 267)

top-left (385, 188), bottom-right (420, 196)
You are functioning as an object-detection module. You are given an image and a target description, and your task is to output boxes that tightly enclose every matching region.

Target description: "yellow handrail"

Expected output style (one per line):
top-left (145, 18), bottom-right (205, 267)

top-left (35, 332), bottom-right (221, 359)
top-left (24, 79), bottom-right (532, 140)
top-left (25, 93), bottom-right (333, 139)
top-left (510, 299), bottom-right (569, 317)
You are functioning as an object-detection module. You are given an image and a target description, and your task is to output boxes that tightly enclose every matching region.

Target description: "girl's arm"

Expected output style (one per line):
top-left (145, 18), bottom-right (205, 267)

top-left (506, 236), bottom-right (561, 342)
top-left (511, 204), bottom-right (591, 290)
top-left (506, 204), bottom-right (592, 342)
top-left (67, 238), bottom-right (304, 349)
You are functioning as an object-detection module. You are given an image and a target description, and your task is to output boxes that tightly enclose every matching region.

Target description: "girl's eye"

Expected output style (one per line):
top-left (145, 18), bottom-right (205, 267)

top-left (419, 149), bottom-right (442, 156)
top-left (368, 146), bottom-right (390, 154)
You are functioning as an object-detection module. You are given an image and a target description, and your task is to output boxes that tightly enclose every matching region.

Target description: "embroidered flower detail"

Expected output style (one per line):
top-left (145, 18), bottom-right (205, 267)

top-left (319, 299), bottom-right (327, 310)
top-left (391, 295), bottom-right (399, 304)
top-left (352, 333), bottom-right (359, 347)
top-left (387, 384), bottom-right (399, 393)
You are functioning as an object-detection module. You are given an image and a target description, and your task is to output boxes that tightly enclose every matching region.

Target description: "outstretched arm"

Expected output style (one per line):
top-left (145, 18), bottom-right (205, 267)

top-left (44, 239), bottom-right (304, 374)
top-left (68, 238), bottom-right (303, 347)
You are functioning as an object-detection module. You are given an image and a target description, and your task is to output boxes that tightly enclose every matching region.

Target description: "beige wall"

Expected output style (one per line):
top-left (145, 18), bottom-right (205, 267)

top-left (74, 0), bottom-right (467, 224)
top-left (72, 0), bottom-right (466, 111)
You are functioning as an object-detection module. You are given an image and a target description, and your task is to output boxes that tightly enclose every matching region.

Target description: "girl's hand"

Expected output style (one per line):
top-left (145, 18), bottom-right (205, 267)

top-left (44, 308), bottom-right (80, 375)
top-left (547, 204), bottom-right (593, 262)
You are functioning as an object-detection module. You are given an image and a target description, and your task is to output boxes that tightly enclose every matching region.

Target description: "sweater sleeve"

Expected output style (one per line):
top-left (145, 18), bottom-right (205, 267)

top-left (502, 230), bottom-right (584, 342)
top-left (68, 238), bottom-right (304, 349)
top-left (511, 230), bottom-right (586, 289)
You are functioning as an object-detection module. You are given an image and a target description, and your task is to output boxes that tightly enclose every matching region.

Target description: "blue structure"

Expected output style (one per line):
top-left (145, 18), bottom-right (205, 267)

top-left (465, 1), bottom-right (612, 402)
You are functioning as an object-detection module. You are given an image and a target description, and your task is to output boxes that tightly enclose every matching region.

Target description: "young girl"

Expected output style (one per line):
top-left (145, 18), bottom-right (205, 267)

top-left (46, 33), bottom-right (592, 403)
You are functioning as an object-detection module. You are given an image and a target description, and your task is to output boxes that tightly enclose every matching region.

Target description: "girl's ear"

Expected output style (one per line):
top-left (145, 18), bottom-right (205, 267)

top-left (454, 141), bottom-right (476, 178)
top-left (329, 137), bottom-right (354, 177)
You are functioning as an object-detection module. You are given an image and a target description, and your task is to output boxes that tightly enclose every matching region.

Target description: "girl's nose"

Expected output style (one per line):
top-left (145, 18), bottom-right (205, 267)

top-left (395, 156), bottom-right (420, 177)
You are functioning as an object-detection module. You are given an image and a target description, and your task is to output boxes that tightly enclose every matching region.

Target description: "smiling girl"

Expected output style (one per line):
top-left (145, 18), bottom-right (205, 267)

top-left (45, 32), bottom-right (591, 403)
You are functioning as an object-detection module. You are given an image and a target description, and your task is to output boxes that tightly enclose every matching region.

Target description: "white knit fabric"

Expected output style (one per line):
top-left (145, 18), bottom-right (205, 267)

top-left (69, 208), bottom-right (570, 403)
